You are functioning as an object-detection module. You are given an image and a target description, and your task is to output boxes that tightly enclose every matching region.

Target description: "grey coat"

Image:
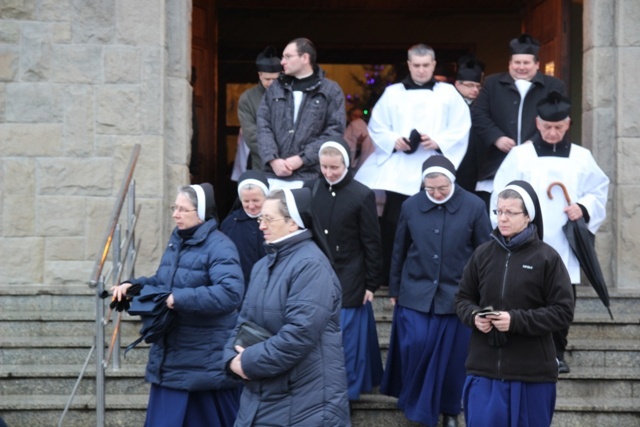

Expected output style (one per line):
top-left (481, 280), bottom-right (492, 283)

top-left (257, 67), bottom-right (346, 181)
top-left (224, 230), bottom-right (351, 426)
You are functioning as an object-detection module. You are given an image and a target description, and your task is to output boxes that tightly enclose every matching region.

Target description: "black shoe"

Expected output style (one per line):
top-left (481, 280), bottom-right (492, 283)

top-left (442, 414), bottom-right (458, 427)
top-left (558, 359), bottom-right (571, 374)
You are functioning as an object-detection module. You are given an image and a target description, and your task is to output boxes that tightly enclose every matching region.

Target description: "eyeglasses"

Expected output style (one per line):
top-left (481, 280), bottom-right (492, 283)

top-left (493, 209), bottom-right (524, 218)
top-left (459, 82), bottom-right (482, 89)
top-left (257, 216), bottom-right (290, 226)
top-left (170, 205), bottom-right (197, 214)
top-left (282, 53), bottom-right (300, 60)
top-left (425, 185), bottom-right (450, 194)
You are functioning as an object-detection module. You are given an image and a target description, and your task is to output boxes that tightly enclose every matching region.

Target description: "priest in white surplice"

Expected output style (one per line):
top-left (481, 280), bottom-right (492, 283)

top-left (355, 43), bottom-right (470, 282)
top-left (491, 91), bottom-right (609, 374)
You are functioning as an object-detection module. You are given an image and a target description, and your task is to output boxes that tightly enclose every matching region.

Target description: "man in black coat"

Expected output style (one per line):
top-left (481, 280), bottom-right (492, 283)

top-left (454, 54), bottom-right (485, 194)
top-left (471, 34), bottom-right (566, 209)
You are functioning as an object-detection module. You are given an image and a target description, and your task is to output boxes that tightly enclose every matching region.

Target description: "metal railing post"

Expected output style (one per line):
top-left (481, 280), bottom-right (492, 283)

top-left (95, 278), bottom-right (106, 427)
top-left (111, 225), bottom-right (122, 371)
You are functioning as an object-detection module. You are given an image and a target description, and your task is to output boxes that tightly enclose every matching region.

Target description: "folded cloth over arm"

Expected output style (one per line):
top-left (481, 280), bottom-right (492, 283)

top-left (124, 286), bottom-right (175, 355)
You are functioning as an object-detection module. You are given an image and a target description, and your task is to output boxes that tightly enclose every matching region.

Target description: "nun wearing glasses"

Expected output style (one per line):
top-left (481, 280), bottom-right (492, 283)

top-left (455, 180), bottom-right (574, 427)
top-left (381, 155), bottom-right (491, 427)
top-left (224, 187), bottom-right (351, 426)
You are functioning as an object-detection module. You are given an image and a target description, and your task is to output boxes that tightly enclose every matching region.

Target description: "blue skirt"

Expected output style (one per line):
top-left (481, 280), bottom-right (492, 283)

top-left (380, 306), bottom-right (471, 426)
top-left (341, 301), bottom-right (384, 400)
top-left (463, 375), bottom-right (556, 427)
top-left (144, 384), bottom-right (241, 427)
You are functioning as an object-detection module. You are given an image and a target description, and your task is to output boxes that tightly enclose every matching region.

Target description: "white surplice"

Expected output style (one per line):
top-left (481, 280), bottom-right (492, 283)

top-left (491, 142), bottom-right (609, 283)
top-left (354, 82), bottom-right (470, 196)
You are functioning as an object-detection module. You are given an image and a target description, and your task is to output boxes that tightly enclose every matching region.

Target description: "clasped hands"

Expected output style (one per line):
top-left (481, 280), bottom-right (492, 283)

top-left (394, 134), bottom-right (439, 151)
top-left (475, 311), bottom-right (511, 333)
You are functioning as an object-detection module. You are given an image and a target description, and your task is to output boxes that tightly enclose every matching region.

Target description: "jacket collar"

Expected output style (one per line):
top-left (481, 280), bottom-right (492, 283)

top-left (402, 75), bottom-right (437, 90)
top-left (322, 170), bottom-right (353, 191)
top-left (418, 186), bottom-right (462, 214)
top-left (264, 229), bottom-right (312, 268)
top-left (531, 132), bottom-right (571, 157)
top-left (499, 71), bottom-right (546, 91)
top-left (279, 66), bottom-right (324, 92)
top-left (172, 219), bottom-right (217, 246)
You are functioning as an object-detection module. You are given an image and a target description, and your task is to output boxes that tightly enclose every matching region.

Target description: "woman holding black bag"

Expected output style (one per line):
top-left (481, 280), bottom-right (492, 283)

top-left (224, 188), bottom-right (351, 426)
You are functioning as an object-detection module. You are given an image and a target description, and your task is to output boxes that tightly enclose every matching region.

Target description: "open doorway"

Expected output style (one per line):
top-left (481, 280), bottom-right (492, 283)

top-left (192, 0), bottom-right (578, 216)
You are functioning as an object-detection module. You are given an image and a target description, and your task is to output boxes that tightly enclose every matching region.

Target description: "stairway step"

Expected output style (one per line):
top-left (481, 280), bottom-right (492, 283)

top-left (0, 394), bottom-right (148, 427)
top-left (0, 336), bottom-right (150, 365)
top-left (1, 311), bottom-right (143, 337)
top-left (0, 364), bottom-right (149, 396)
top-left (557, 367), bottom-right (640, 398)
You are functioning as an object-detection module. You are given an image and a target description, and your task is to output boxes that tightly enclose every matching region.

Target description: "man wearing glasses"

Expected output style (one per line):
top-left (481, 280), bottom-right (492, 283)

top-left (257, 37), bottom-right (346, 190)
top-left (454, 54), bottom-right (485, 194)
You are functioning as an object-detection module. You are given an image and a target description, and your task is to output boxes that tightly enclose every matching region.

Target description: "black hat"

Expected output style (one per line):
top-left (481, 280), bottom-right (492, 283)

top-left (502, 180), bottom-right (544, 240)
top-left (190, 183), bottom-right (217, 221)
top-left (509, 34), bottom-right (540, 57)
top-left (421, 155), bottom-right (456, 182)
top-left (456, 54), bottom-right (485, 83)
top-left (536, 90), bottom-right (571, 121)
top-left (256, 46), bottom-right (281, 73)
top-left (319, 136), bottom-right (352, 168)
top-left (237, 170), bottom-right (269, 196)
top-left (283, 188), bottom-right (334, 264)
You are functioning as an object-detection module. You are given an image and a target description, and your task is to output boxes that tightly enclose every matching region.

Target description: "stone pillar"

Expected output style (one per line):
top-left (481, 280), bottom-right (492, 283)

top-left (584, 0), bottom-right (640, 289)
top-left (0, 0), bottom-right (193, 283)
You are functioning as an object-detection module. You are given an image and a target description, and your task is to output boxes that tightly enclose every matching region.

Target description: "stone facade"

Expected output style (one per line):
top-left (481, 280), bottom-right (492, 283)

top-left (583, 0), bottom-right (640, 289)
top-left (1, 0), bottom-right (640, 289)
top-left (0, 0), bottom-right (191, 284)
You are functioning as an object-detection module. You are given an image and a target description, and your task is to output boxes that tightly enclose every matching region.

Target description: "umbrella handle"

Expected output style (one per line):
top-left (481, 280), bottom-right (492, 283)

top-left (547, 181), bottom-right (572, 205)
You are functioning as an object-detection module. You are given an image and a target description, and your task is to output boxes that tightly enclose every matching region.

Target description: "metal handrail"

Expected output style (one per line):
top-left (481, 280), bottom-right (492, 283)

top-left (58, 144), bottom-right (142, 427)
top-left (89, 144), bottom-right (141, 288)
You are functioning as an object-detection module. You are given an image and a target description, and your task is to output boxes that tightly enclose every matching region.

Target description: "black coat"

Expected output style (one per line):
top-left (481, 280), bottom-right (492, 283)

top-left (308, 172), bottom-right (383, 307)
top-left (471, 71), bottom-right (566, 181)
top-left (220, 208), bottom-right (266, 286)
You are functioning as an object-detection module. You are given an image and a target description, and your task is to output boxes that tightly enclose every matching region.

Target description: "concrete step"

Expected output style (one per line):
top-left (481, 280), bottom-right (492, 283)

top-left (1, 310), bottom-right (143, 337)
top-left (565, 339), bottom-right (640, 368)
top-left (553, 397), bottom-right (640, 426)
top-left (370, 286), bottom-right (640, 318)
top-left (0, 336), bottom-right (150, 365)
top-left (0, 394), bottom-right (148, 427)
top-left (0, 364), bottom-right (149, 396)
top-left (556, 367), bottom-right (640, 398)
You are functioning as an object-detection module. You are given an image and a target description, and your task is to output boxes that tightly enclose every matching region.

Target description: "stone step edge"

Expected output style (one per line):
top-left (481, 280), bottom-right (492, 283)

top-left (0, 364), bottom-right (147, 378)
top-left (3, 311), bottom-right (637, 325)
top-left (2, 394), bottom-right (640, 413)
top-left (0, 336), bottom-right (149, 348)
top-left (3, 365), bottom-right (640, 382)
top-left (4, 336), bottom-right (640, 351)
top-left (351, 394), bottom-right (640, 413)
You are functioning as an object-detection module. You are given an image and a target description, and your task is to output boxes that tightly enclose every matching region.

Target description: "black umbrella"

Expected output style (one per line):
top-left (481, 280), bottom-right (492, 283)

top-left (547, 182), bottom-right (613, 319)
top-left (124, 286), bottom-right (176, 355)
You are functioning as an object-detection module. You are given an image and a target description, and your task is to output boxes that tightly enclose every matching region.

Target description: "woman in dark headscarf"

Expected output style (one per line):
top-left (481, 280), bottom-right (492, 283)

top-left (224, 187), bottom-right (351, 426)
top-left (220, 170), bottom-right (269, 286)
top-left (308, 136), bottom-right (384, 401)
top-left (455, 180), bottom-right (574, 427)
top-left (111, 183), bottom-right (245, 427)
